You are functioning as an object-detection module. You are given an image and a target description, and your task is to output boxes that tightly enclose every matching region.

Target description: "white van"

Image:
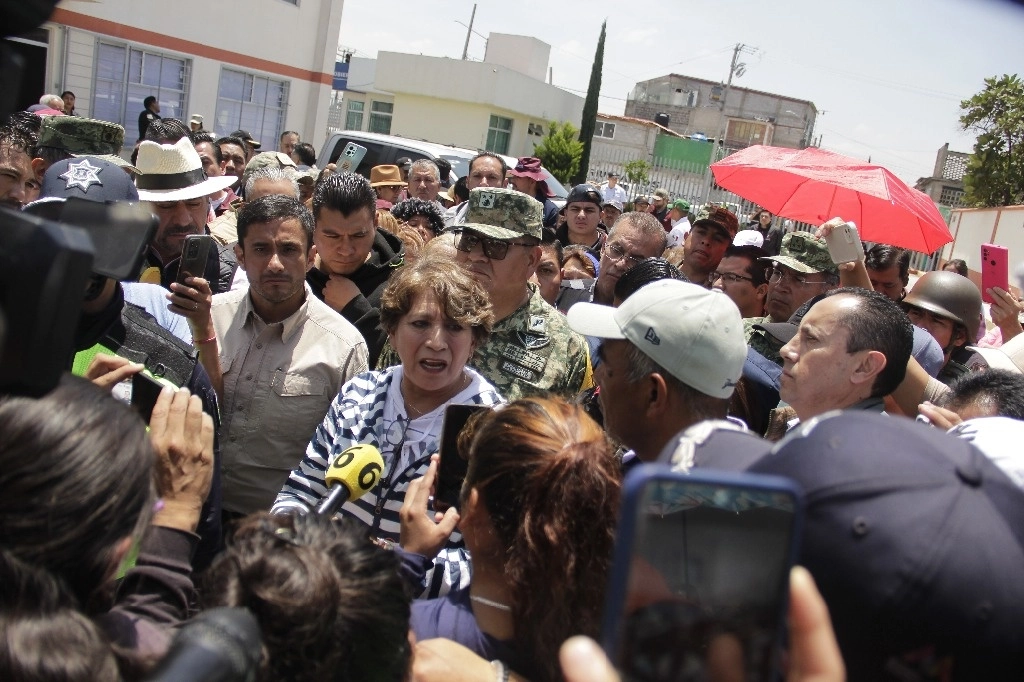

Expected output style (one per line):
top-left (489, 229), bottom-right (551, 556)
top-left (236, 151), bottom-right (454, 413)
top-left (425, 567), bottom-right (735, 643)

top-left (316, 131), bottom-right (568, 200)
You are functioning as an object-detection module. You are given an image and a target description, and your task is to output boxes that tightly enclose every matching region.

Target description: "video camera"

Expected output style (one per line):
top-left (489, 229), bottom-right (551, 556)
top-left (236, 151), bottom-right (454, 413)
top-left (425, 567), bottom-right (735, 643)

top-left (0, 200), bottom-right (156, 397)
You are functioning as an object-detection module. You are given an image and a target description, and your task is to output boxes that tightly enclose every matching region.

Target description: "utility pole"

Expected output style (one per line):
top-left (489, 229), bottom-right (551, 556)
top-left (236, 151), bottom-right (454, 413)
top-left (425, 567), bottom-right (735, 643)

top-left (461, 4), bottom-right (477, 60)
top-left (702, 42), bottom-right (755, 203)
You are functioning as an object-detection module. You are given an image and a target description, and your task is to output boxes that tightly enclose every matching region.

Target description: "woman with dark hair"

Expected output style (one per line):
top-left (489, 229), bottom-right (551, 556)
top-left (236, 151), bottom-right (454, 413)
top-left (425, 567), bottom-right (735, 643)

top-left (0, 372), bottom-right (214, 676)
top-left (942, 258), bottom-right (969, 277)
top-left (0, 550), bottom-right (123, 682)
top-left (202, 513), bottom-right (412, 682)
top-left (392, 197), bottom-right (446, 243)
top-left (403, 397), bottom-right (621, 681)
top-left (274, 256), bottom-right (504, 597)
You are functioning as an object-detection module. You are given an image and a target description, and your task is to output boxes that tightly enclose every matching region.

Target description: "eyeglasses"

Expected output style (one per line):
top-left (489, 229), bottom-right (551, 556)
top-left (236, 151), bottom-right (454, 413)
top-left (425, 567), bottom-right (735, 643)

top-left (455, 230), bottom-right (536, 260)
top-left (768, 266), bottom-right (829, 287)
top-left (603, 242), bottom-right (647, 267)
top-left (712, 271), bottom-right (754, 284)
top-left (383, 416), bottom-right (410, 450)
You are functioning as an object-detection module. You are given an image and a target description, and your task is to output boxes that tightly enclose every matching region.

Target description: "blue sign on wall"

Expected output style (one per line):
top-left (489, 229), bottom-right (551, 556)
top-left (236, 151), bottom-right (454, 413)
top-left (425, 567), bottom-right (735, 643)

top-left (333, 62), bottom-right (349, 91)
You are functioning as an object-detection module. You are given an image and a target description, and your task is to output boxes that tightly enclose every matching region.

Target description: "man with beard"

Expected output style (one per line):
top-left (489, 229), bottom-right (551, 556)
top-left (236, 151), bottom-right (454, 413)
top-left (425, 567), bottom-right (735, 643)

top-left (134, 138), bottom-right (239, 293)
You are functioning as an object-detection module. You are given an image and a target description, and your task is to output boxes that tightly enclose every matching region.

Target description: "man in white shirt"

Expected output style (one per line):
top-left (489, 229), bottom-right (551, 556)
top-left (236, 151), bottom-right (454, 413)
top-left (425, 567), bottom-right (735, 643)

top-left (600, 171), bottom-right (627, 204)
top-left (666, 199), bottom-right (692, 247)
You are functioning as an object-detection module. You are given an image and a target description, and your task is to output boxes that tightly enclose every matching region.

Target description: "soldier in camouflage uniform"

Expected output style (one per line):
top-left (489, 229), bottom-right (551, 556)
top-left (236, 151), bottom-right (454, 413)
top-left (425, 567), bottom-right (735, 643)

top-left (744, 232), bottom-right (839, 365)
top-left (379, 188), bottom-right (593, 401)
top-left (901, 270), bottom-right (988, 384)
top-left (34, 115), bottom-right (140, 177)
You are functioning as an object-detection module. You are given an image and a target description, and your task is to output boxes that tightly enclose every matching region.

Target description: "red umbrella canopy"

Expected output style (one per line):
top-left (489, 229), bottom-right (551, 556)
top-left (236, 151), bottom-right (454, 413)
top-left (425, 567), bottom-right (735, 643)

top-left (710, 145), bottom-right (953, 253)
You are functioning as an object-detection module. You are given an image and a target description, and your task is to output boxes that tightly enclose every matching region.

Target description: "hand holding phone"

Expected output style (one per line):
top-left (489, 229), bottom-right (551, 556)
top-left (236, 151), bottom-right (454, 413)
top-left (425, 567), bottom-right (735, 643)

top-left (176, 234), bottom-right (214, 285)
top-left (981, 243), bottom-right (1009, 305)
top-left (434, 405), bottom-right (490, 512)
top-left (602, 466), bottom-right (803, 682)
top-left (823, 220), bottom-right (863, 264)
top-left (337, 142), bottom-right (368, 174)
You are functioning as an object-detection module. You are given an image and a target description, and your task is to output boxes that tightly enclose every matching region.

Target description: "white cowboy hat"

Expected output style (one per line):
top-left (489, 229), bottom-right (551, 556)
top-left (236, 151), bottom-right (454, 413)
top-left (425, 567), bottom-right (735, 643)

top-left (135, 137), bottom-right (237, 202)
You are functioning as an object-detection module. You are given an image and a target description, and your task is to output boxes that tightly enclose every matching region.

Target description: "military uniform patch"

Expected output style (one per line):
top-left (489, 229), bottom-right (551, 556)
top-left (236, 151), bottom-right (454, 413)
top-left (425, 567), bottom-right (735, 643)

top-left (528, 315), bottom-right (546, 332)
top-left (513, 331), bottom-right (549, 350)
top-left (502, 342), bottom-right (548, 375)
top-left (501, 360), bottom-right (536, 382)
top-left (478, 191), bottom-right (496, 208)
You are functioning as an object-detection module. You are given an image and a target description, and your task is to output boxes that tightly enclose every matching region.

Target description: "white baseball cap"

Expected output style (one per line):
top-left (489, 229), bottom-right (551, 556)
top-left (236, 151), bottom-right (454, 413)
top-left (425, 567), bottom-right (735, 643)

top-left (969, 333), bottom-right (1024, 374)
top-left (567, 280), bottom-right (746, 399)
top-left (733, 229), bottom-right (765, 247)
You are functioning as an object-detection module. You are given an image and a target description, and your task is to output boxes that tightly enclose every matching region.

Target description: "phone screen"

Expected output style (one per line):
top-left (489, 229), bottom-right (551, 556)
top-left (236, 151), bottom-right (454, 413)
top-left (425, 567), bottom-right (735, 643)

top-left (604, 467), bottom-right (801, 682)
top-left (434, 404), bottom-right (490, 512)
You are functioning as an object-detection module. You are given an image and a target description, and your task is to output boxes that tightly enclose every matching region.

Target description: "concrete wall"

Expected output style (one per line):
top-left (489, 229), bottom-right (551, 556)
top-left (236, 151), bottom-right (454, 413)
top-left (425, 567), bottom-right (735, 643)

top-left (374, 52), bottom-right (583, 130)
top-left (380, 93), bottom-right (546, 157)
top-left (946, 206), bottom-right (1024, 279)
top-left (483, 34), bottom-right (551, 82)
top-left (626, 74), bottom-right (816, 149)
top-left (46, 0), bottom-right (342, 149)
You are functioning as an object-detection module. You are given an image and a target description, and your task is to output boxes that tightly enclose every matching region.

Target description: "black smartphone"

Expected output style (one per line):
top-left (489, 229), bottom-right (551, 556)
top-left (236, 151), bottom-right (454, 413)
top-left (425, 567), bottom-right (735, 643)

top-left (176, 234), bottom-right (214, 285)
top-left (131, 372), bottom-right (166, 423)
top-left (602, 465), bottom-right (803, 682)
top-left (434, 404), bottom-right (490, 512)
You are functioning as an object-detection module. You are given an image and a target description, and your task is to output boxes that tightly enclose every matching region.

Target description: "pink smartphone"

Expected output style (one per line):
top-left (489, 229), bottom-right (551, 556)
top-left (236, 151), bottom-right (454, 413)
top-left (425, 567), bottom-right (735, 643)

top-left (980, 243), bottom-right (1009, 304)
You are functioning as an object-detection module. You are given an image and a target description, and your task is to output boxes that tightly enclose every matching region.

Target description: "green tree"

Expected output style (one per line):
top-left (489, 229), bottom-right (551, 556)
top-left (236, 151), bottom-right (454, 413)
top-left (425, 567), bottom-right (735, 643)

top-left (572, 20), bottom-right (606, 186)
top-left (959, 74), bottom-right (1024, 207)
top-left (533, 121), bottom-right (583, 185)
top-left (623, 159), bottom-right (651, 201)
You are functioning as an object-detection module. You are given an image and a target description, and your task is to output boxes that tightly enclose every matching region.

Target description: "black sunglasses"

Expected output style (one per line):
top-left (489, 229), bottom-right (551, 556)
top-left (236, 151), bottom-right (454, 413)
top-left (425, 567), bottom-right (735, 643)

top-left (455, 230), bottom-right (536, 260)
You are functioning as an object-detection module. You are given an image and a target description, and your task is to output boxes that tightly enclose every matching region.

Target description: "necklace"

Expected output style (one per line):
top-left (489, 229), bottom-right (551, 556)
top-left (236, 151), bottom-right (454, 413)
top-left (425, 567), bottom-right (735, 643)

top-left (405, 372), bottom-right (471, 418)
top-left (470, 594), bottom-right (512, 612)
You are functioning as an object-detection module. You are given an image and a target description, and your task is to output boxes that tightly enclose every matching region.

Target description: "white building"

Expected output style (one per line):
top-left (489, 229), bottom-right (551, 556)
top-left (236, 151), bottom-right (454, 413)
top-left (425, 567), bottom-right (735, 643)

top-left (37, 0), bottom-right (343, 150)
top-left (336, 34), bottom-right (584, 158)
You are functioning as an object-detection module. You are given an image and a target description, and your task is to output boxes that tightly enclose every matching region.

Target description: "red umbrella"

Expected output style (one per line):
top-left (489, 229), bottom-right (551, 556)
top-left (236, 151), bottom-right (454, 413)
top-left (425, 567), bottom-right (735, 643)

top-left (710, 145), bottom-right (953, 253)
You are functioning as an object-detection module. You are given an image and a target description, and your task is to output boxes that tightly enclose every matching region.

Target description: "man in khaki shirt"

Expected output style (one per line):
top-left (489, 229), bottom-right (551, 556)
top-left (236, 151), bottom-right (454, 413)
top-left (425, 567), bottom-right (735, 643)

top-left (212, 195), bottom-right (367, 515)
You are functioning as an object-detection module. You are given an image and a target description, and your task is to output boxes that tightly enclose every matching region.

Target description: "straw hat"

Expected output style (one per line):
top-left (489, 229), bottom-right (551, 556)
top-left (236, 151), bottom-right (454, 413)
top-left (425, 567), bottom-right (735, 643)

top-left (134, 138), bottom-right (238, 202)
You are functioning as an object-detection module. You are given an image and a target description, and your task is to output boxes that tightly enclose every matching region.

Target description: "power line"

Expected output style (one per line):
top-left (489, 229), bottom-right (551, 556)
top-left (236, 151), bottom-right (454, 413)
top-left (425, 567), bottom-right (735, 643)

top-left (763, 52), bottom-right (965, 102)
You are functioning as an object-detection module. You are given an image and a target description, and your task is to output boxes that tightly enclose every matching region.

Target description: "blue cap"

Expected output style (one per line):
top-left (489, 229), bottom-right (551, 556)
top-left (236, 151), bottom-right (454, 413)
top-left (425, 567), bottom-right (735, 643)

top-left (751, 411), bottom-right (1024, 679)
top-left (40, 156), bottom-right (139, 203)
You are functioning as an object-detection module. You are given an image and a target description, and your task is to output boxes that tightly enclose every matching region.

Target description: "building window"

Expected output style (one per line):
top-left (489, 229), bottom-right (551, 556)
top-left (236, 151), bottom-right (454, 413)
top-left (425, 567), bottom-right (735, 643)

top-left (216, 68), bottom-right (288, 150)
top-left (345, 100), bottom-right (364, 130)
top-left (726, 120), bottom-right (768, 147)
top-left (93, 41), bottom-right (189, 138)
top-left (368, 100), bottom-right (393, 134)
top-left (594, 121), bottom-right (616, 139)
top-left (486, 114), bottom-right (513, 154)
top-left (939, 186), bottom-right (964, 207)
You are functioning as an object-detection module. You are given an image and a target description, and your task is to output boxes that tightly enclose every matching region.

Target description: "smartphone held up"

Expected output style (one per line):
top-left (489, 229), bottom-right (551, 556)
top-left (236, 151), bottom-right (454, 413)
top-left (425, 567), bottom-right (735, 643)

top-left (602, 465), bottom-right (803, 682)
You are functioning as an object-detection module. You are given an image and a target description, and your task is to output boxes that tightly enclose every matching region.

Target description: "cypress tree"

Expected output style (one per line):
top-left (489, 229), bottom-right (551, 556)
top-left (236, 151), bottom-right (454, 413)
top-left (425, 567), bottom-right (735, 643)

top-left (573, 20), bottom-right (605, 186)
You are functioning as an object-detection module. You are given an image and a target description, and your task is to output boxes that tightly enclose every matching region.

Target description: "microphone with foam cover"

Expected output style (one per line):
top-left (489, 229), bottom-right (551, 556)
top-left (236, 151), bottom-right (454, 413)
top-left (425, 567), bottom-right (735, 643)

top-left (316, 443), bottom-right (385, 517)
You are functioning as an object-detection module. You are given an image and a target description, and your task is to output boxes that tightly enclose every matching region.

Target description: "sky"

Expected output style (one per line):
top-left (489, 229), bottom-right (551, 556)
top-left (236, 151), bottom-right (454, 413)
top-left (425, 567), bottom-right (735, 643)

top-left (337, 0), bottom-right (1024, 185)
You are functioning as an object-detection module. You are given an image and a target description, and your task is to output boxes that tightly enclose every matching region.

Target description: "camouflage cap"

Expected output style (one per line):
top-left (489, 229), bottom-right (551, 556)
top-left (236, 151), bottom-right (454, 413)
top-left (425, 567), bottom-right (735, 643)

top-left (241, 151), bottom-right (298, 187)
top-left (692, 205), bottom-right (739, 240)
top-left (38, 116), bottom-right (124, 156)
top-left (463, 187), bottom-right (543, 240)
top-left (762, 232), bottom-right (838, 275)
top-left (37, 116), bottom-right (140, 174)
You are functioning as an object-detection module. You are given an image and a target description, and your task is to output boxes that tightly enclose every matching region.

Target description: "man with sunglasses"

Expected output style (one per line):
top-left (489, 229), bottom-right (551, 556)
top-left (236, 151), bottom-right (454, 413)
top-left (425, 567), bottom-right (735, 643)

top-left (744, 232), bottom-right (839, 364)
top-left (452, 187), bottom-right (592, 401)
